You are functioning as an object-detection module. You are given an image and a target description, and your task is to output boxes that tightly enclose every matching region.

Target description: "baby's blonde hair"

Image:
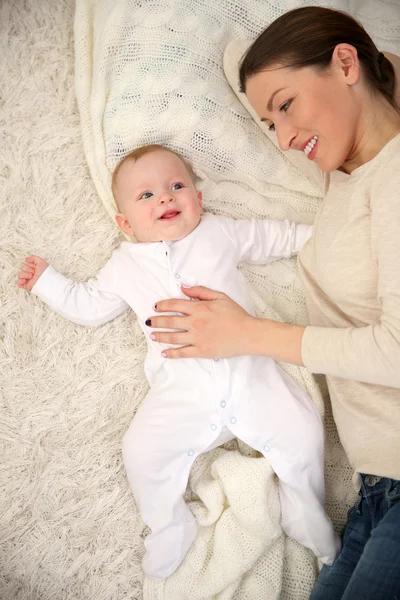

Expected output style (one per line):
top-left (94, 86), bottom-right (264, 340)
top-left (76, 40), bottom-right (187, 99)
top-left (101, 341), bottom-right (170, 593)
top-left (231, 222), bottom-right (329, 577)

top-left (112, 144), bottom-right (196, 207)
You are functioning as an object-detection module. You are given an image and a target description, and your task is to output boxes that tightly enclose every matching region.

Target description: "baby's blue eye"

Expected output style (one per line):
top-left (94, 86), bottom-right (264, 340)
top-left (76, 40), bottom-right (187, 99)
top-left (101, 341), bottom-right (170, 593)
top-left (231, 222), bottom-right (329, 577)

top-left (171, 183), bottom-right (183, 190)
top-left (140, 192), bottom-right (153, 199)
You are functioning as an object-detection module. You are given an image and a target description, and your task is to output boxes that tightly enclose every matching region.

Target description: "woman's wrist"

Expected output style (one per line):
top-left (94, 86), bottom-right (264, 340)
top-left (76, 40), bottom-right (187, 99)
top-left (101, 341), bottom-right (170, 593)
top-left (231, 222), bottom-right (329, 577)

top-left (248, 317), bottom-right (306, 366)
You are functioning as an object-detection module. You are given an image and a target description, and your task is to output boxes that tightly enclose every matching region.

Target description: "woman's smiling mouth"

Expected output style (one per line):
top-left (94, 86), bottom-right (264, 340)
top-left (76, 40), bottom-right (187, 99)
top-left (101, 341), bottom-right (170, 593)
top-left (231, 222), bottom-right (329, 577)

top-left (303, 135), bottom-right (318, 158)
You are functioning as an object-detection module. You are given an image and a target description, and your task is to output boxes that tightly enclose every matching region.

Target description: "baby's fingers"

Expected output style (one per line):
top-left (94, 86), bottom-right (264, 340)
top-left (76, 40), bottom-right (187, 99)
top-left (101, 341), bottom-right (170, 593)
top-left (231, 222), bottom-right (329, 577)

top-left (21, 264), bottom-right (35, 274)
top-left (18, 269), bottom-right (33, 280)
top-left (26, 255), bottom-right (45, 265)
top-left (16, 277), bottom-right (30, 289)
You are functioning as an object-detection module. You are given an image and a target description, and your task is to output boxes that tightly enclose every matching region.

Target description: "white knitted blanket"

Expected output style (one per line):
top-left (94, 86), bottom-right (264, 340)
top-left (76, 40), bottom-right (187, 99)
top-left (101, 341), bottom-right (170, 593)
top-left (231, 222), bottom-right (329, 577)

top-left (73, 1), bottom-right (400, 598)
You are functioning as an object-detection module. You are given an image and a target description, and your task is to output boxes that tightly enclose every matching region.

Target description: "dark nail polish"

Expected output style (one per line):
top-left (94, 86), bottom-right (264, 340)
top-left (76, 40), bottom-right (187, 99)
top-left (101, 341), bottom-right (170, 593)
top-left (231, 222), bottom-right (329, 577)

top-left (153, 303), bottom-right (157, 311)
top-left (145, 319), bottom-right (151, 326)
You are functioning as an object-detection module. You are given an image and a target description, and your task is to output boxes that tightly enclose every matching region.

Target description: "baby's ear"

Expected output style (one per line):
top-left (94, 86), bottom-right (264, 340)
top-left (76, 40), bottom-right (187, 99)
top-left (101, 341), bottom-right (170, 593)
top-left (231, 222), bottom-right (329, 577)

top-left (196, 190), bottom-right (204, 214)
top-left (115, 213), bottom-right (134, 236)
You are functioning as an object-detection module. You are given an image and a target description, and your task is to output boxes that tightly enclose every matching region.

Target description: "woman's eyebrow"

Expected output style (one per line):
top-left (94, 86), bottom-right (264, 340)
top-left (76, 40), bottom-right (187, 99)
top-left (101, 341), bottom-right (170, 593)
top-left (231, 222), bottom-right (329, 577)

top-left (267, 87), bottom-right (286, 111)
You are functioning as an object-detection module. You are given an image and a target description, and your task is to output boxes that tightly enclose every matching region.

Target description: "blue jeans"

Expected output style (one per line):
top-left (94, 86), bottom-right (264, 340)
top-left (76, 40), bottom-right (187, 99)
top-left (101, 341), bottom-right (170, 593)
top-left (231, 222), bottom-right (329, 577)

top-left (310, 473), bottom-right (400, 600)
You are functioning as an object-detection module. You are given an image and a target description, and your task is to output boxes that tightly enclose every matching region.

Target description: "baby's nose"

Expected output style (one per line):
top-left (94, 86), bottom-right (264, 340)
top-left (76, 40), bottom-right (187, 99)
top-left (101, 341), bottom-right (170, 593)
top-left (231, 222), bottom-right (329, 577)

top-left (159, 192), bottom-right (174, 203)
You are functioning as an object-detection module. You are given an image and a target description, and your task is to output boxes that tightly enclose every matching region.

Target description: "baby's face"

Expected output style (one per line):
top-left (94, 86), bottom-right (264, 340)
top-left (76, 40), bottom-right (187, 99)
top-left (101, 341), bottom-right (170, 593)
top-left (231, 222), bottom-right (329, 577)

top-left (114, 149), bottom-right (203, 242)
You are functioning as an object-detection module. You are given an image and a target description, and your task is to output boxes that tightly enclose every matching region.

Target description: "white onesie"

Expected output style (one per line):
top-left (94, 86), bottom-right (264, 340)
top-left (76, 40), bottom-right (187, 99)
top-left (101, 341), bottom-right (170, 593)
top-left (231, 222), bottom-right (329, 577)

top-left (32, 213), bottom-right (340, 579)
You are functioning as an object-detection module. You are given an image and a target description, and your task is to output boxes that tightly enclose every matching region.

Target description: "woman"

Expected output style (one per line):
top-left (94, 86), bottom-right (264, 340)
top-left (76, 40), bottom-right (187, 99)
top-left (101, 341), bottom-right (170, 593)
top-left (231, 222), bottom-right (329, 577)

top-left (146, 7), bottom-right (400, 599)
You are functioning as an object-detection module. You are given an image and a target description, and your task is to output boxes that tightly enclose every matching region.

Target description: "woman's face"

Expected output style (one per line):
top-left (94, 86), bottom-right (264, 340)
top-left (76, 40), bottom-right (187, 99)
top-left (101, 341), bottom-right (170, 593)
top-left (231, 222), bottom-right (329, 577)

top-left (245, 62), bottom-right (361, 172)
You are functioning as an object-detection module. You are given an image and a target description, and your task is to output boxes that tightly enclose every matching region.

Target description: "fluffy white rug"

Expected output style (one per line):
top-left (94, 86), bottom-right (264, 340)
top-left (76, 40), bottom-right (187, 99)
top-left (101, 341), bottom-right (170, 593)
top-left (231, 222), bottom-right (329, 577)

top-left (1, 1), bottom-right (145, 598)
top-left (1, 0), bottom-right (399, 599)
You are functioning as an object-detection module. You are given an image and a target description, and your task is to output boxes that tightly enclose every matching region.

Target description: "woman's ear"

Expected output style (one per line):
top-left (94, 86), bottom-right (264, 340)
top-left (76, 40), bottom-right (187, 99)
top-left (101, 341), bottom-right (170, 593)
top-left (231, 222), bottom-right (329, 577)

top-left (384, 52), bottom-right (400, 108)
top-left (331, 43), bottom-right (360, 86)
top-left (115, 213), bottom-right (134, 236)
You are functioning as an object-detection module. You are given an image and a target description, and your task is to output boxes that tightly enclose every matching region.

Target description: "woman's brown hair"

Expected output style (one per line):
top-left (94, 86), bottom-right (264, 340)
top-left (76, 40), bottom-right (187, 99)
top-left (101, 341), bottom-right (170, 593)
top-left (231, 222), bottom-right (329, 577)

top-left (239, 6), bottom-right (398, 112)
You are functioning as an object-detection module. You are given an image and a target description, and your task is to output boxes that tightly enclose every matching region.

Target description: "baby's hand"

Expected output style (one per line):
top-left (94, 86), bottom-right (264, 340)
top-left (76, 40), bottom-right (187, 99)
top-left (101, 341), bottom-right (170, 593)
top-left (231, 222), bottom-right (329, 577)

top-left (17, 255), bottom-right (49, 291)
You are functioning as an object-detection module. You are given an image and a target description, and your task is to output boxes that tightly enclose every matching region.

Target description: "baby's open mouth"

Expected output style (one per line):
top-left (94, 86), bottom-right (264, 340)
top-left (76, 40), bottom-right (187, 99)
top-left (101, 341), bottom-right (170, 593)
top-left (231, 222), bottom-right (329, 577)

top-left (159, 210), bottom-right (181, 220)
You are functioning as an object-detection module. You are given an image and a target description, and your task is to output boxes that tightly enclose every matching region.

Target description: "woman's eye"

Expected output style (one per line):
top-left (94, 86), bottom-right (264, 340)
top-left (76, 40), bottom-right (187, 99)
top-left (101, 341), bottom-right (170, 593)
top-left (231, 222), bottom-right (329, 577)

top-left (171, 183), bottom-right (182, 190)
top-left (280, 99), bottom-right (292, 113)
top-left (140, 192), bottom-right (153, 200)
top-left (266, 99), bottom-right (292, 131)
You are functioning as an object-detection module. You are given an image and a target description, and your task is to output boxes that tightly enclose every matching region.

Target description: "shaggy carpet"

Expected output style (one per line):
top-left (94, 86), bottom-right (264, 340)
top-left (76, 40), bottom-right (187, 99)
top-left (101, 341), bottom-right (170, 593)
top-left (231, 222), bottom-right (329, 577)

top-left (1, 1), bottom-right (145, 598)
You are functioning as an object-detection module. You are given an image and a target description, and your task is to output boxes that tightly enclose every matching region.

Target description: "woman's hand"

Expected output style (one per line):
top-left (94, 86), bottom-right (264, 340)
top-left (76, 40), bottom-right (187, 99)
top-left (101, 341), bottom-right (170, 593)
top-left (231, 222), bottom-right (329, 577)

top-left (147, 284), bottom-right (306, 365)
top-left (146, 285), bottom-right (258, 359)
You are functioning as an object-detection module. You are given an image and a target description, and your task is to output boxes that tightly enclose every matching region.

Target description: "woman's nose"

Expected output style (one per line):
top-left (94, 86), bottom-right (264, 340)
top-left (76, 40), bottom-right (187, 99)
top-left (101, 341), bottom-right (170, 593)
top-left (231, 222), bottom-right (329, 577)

top-left (275, 124), bottom-right (296, 152)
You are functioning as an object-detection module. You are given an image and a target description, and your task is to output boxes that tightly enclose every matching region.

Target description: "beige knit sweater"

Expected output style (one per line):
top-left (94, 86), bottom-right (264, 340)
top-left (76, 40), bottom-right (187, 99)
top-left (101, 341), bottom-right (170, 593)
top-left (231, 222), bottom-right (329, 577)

top-left (299, 134), bottom-right (400, 481)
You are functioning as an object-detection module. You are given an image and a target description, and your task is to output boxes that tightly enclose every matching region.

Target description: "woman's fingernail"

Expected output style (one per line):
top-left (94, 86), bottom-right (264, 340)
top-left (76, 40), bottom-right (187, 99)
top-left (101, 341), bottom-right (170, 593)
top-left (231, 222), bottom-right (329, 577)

top-left (181, 284), bottom-right (192, 288)
top-left (145, 319), bottom-right (151, 326)
top-left (161, 352), bottom-right (167, 358)
top-left (153, 303), bottom-right (157, 311)
top-left (150, 333), bottom-right (156, 340)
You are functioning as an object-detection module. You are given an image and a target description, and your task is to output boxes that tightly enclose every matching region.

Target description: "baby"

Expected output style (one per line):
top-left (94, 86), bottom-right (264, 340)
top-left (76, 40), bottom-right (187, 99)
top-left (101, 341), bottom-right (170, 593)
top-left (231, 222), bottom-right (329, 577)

top-left (17, 144), bottom-right (340, 580)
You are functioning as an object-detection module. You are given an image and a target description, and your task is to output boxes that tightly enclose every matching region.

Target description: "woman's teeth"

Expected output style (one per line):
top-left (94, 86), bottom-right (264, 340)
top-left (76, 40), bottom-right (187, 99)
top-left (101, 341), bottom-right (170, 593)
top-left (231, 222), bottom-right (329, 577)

top-left (304, 135), bottom-right (318, 155)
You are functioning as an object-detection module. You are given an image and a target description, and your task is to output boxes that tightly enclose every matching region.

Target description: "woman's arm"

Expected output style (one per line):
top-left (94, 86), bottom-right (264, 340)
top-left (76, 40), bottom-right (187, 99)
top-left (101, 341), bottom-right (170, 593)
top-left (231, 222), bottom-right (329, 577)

top-left (300, 159), bottom-right (400, 389)
top-left (149, 276), bottom-right (400, 388)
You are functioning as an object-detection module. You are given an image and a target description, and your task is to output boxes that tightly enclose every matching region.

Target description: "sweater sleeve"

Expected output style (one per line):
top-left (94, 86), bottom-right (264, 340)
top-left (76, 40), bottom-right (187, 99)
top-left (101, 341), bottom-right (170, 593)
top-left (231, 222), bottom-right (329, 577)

top-left (31, 258), bottom-right (129, 327)
top-left (302, 163), bottom-right (400, 388)
top-left (220, 217), bottom-right (312, 265)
